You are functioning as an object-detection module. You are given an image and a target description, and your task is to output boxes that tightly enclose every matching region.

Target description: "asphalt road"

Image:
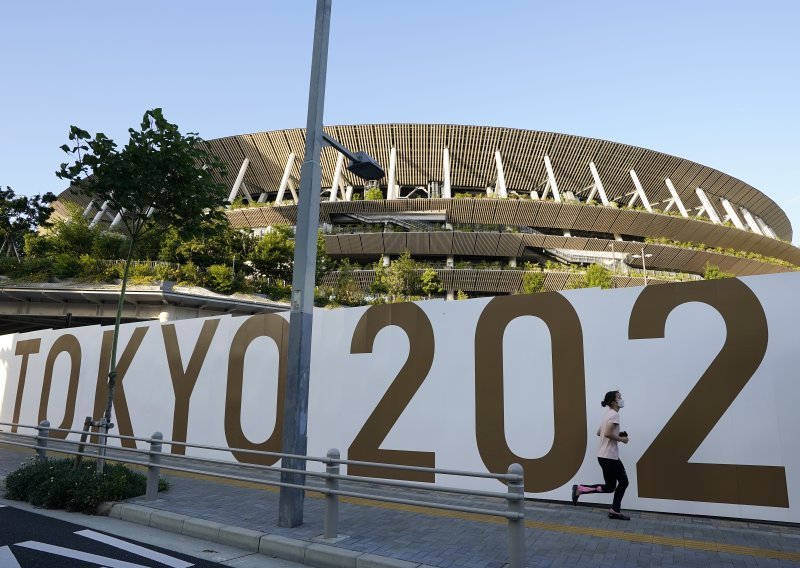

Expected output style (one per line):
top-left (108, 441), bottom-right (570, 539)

top-left (0, 504), bottom-right (227, 568)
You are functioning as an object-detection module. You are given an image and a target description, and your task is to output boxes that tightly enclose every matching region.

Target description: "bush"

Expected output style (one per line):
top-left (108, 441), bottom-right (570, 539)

top-left (77, 255), bottom-right (107, 280)
top-left (153, 263), bottom-right (177, 281)
top-left (178, 261), bottom-right (202, 285)
top-left (4, 458), bottom-right (167, 513)
top-left (521, 271), bottom-right (545, 294)
top-left (364, 187), bottom-right (383, 201)
top-left (205, 264), bottom-right (234, 294)
top-left (52, 254), bottom-right (82, 278)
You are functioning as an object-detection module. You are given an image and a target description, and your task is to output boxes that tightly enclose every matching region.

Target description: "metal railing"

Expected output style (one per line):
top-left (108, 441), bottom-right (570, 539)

top-left (0, 420), bottom-right (527, 567)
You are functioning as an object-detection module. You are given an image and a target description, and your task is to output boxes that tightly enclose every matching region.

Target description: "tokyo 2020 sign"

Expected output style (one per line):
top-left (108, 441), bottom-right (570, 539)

top-left (1, 274), bottom-right (797, 522)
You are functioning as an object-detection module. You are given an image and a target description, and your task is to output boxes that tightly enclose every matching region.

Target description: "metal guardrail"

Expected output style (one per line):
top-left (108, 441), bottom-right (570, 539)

top-left (0, 420), bottom-right (527, 568)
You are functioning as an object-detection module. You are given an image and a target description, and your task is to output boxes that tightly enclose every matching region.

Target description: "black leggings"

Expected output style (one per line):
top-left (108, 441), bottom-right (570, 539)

top-left (585, 457), bottom-right (629, 512)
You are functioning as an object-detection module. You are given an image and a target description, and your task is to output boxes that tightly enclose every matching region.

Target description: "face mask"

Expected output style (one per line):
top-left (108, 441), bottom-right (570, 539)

top-left (617, 399), bottom-right (625, 408)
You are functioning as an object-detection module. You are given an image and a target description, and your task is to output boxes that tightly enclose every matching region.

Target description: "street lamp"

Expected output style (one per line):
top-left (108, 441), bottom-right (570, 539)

top-left (630, 247), bottom-right (653, 285)
top-left (278, 0), bottom-right (385, 529)
top-left (607, 242), bottom-right (617, 274)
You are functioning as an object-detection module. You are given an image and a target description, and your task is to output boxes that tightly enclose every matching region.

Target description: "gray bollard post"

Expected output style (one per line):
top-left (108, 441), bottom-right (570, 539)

top-left (324, 448), bottom-right (340, 539)
top-left (146, 432), bottom-right (163, 501)
top-left (36, 420), bottom-right (50, 461)
top-left (506, 463), bottom-right (525, 568)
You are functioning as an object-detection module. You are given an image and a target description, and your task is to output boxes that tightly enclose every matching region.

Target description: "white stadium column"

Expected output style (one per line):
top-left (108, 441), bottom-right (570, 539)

top-left (345, 185), bottom-right (354, 201)
top-left (755, 216), bottom-right (777, 238)
top-left (442, 147), bottom-right (452, 199)
top-left (329, 153), bottom-right (344, 202)
top-left (272, 152), bottom-right (296, 205)
top-left (664, 178), bottom-right (689, 217)
top-left (109, 209), bottom-right (125, 230)
top-left (494, 150), bottom-right (508, 198)
top-left (695, 188), bottom-right (721, 224)
top-left (543, 155), bottom-right (561, 202)
top-left (227, 157), bottom-right (251, 203)
top-left (629, 170), bottom-right (653, 212)
top-left (588, 162), bottom-right (610, 206)
top-left (288, 179), bottom-right (299, 203)
top-left (740, 208), bottom-right (763, 234)
top-left (89, 201), bottom-right (110, 228)
top-left (387, 147), bottom-right (397, 199)
top-left (82, 201), bottom-right (96, 218)
top-left (719, 198), bottom-right (745, 229)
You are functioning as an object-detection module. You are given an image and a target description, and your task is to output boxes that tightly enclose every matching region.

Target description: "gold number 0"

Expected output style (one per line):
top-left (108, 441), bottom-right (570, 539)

top-left (475, 293), bottom-right (587, 492)
top-left (348, 303), bottom-right (436, 482)
top-left (629, 279), bottom-right (788, 507)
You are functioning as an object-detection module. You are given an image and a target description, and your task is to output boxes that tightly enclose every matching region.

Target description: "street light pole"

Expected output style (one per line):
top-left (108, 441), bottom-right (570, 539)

top-left (278, 0), bottom-right (331, 529)
top-left (608, 241), bottom-right (616, 288)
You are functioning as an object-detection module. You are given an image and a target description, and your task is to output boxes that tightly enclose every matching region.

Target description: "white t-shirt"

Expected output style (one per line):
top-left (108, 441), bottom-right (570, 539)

top-left (597, 408), bottom-right (620, 460)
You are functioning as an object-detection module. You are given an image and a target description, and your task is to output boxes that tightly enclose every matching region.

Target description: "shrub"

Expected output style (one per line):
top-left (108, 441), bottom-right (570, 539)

top-left (521, 271), bottom-right (545, 294)
top-left (364, 187), bottom-right (383, 201)
top-left (77, 255), bottom-right (107, 280)
top-left (205, 264), bottom-right (234, 294)
top-left (703, 263), bottom-right (733, 280)
top-left (128, 262), bottom-right (155, 282)
top-left (153, 263), bottom-right (176, 281)
top-left (4, 458), bottom-right (167, 513)
top-left (178, 261), bottom-right (202, 285)
top-left (52, 253), bottom-right (81, 278)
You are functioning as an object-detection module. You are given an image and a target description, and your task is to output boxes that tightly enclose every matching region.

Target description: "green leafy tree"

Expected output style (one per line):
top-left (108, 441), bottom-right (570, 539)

top-left (584, 263), bottom-right (613, 289)
top-left (521, 270), bottom-right (545, 294)
top-left (0, 186), bottom-right (55, 260)
top-left (364, 187), bottom-right (383, 201)
top-left (370, 261), bottom-right (389, 295)
top-left (56, 108), bottom-right (227, 464)
top-left (384, 250), bottom-right (420, 301)
top-left (420, 268), bottom-right (443, 298)
top-left (249, 225), bottom-right (295, 281)
top-left (456, 290), bottom-right (469, 300)
top-left (158, 218), bottom-right (254, 273)
top-left (334, 259), bottom-right (364, 306)
top-left (704, 263), bottom-right (733, 280)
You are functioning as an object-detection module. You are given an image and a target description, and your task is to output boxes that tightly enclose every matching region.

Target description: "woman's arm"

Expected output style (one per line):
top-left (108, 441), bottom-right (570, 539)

top-left (603, 420), bottom-right (629, 443)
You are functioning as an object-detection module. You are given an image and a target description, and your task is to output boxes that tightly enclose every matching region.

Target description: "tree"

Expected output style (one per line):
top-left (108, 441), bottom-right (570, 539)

top-left (56, 108), bottom-right (227, 467)
top-left (364, 187), bottom-right (383, 201)
top-left (158, 217), bottom-right (254, 271)
top-left (520, 262), bottom-right (545, 294)
top-left (249, 225), bottom-right (295, 281)
top-left (456, 290), bottom-right (469, 300)
top-left (584, 263), bottom-right (613, 289)
top-left (420, 268), bottom-right (443, 298)
top-left (384, 250), bottom-right (420, 301)
top-left (704, 263), bottom-right (733, 280)
top-left (334, 259), bottom-right (364, 306)
top-left (0, 186), bottom-right (55, 260)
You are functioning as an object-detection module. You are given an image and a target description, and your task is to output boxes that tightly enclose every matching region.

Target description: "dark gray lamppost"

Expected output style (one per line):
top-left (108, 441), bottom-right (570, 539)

top-left (278, 0), bottom-right (384, 528)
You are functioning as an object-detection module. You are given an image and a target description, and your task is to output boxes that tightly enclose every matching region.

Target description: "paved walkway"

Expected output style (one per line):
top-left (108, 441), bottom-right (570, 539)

top-left (1, 442), bottom-right (800, 567)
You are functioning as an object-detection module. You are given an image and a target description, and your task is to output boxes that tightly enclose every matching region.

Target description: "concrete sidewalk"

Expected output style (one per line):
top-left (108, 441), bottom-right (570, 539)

top-left (2, 443), bottom-right (800, 567)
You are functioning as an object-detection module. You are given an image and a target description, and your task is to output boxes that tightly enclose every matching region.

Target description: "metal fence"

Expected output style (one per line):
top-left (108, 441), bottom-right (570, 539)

top-left (0, 420), bottom-right (527, 568)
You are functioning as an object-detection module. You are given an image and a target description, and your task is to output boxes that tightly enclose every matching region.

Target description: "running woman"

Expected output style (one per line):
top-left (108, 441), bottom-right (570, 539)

top-left (571, 390), bottom-right (630, 520)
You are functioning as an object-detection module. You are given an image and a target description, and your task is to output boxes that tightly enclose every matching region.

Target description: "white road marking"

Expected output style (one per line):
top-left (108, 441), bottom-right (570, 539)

top-left (0, 546), bottom-right (22, 568)
top-left (14, 540), bottom-right (153, 568)
top-left (75, 529), bottom-right (194, 568)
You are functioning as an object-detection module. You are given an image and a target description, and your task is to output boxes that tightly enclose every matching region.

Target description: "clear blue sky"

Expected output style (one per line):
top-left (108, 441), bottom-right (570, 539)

top-left (2, 1), bottom-right (798, 240)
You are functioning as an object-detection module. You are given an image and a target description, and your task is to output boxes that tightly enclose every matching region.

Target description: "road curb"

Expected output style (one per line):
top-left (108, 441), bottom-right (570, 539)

top-left (100, 502), bottom-right (437, 568)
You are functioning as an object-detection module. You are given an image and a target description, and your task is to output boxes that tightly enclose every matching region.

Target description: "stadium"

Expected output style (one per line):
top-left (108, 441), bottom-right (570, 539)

top-left (57, 123), bottom-right (800, 298)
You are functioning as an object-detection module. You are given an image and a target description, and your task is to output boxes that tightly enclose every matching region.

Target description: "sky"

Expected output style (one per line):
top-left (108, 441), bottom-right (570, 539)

top-left (2, 1), bottom-right (798, 241)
